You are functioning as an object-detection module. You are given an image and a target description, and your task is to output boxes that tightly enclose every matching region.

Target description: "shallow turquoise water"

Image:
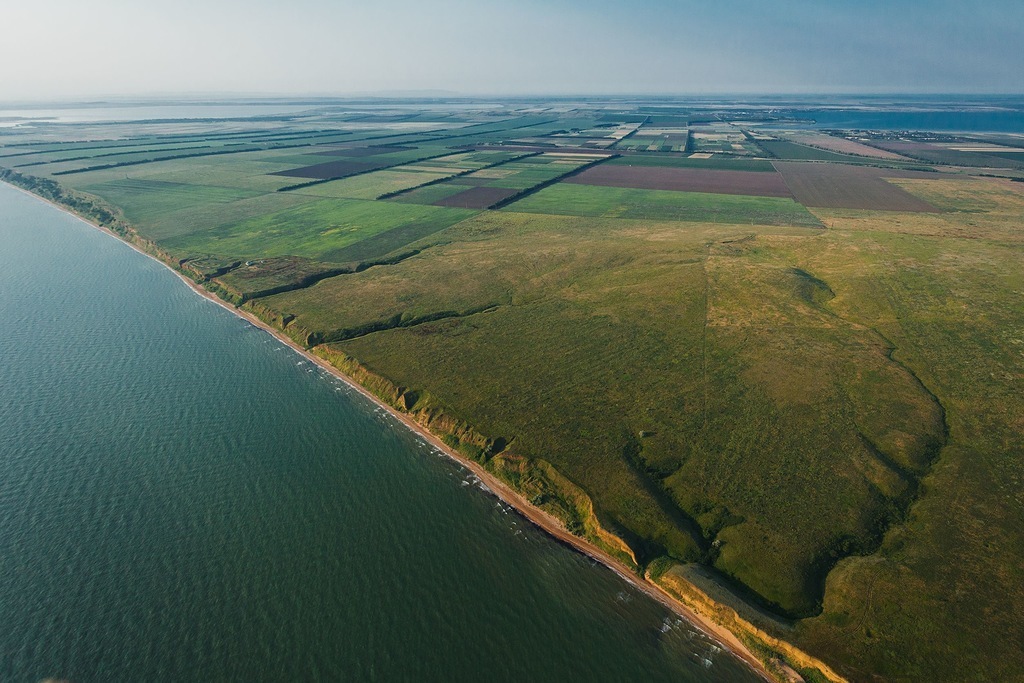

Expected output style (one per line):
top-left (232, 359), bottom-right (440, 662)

top-left (0, 182), bottom-right (760, 682)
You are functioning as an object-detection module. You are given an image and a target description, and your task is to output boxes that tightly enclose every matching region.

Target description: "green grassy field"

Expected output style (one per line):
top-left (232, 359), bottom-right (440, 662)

top-left (288, 169), bottom-right (452, 199)
top-left (79, 179), bottom-right (261, 227)
top-left (391, 182), bottom-right (475, 204)
top-left (163, 198), bottom-right (476, 262)
top-left (3, 105), bottom-right (1022, 683)
top-left (505, 182), bottom-right (822, 226)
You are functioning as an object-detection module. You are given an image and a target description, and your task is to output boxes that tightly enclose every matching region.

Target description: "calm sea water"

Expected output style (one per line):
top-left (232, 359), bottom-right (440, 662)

top-left (0, 182), bottom-right (759, 682)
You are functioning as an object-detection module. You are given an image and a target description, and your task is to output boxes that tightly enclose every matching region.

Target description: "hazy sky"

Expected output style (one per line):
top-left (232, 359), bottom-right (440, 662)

top-left (3, 0), bottom-right (1022, 100)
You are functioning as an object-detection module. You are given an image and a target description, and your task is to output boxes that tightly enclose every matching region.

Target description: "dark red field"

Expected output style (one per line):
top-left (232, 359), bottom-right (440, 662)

top-left (772, 162), bottom-right (940, 211)
top-left (564, 164), bottom-right (794, 197)
top-left (431, 186), bottom-right (519, 208)
top-left (273, 159), bottom-right (387, 179)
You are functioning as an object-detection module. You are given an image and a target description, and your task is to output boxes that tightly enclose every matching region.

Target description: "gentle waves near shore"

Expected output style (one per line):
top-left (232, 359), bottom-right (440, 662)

top-left (0, 182), bottom-right (762, 681)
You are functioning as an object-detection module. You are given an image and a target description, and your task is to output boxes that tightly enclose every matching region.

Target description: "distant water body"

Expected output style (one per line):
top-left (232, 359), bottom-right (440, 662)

top-left (0, 183), bottom-right (759, 681)
top-left (0, 104), bottom-right (316, 126)
top-left (785, 108), bottom-right (1024, 133)
top-left (3, 101), bottom-right (1024, 133)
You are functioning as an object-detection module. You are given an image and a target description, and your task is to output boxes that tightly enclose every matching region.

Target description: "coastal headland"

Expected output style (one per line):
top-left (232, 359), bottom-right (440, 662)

top-left (3, 98), bottom-right (1023, 681)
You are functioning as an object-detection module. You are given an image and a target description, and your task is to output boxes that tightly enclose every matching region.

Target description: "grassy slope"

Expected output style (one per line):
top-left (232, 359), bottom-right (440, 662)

top-left (785, 179), bottom-right (1024, 680)
top-left (257, 209), bottom-right (944, 622)
top-left (327, 213), bottom-right (741, 563)
top-left (261, 239), bottom-right (517, 342)
top-left (679, 238), bottom-right (944, 615)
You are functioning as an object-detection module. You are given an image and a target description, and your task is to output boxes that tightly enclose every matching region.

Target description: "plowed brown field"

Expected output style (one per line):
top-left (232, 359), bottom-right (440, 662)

top-left (773, 162), bottom-right (940, 211)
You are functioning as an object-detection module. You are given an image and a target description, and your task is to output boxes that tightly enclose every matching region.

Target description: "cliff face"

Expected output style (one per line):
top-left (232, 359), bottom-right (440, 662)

top-left (310, 345), bottom-right (638, 567)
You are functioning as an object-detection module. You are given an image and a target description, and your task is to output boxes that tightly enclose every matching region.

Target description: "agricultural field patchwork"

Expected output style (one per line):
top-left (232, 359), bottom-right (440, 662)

top-left (385, 152), bottom-right (603, 207)
top-left (613, 126), bottom-right (690, 152)
top-left (690, 125), bottom-right (761, 155)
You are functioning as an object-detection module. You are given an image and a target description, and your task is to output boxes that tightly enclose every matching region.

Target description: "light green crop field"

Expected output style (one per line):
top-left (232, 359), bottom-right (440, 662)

top-left (163, 198), bottom-right (477, 262)
top-left (57, 151), bottom-right (309, 193)
top-left (86, 185), bottom-right (317, 242)
top-left (79, 179), bottom-right (261, 226)
top-left (506, 182), bottom-right (822, 226)
top-left (2, 104), bottom-right (1022, 683)
top-left (288, 169), bottom-right (452, 199)
top-left (8, 141), bottom-right (220, 168)
top-left (391, 182), bottom-right (475, 204)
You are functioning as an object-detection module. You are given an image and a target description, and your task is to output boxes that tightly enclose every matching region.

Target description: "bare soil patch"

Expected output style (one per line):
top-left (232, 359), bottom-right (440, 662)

top-left (773, 161), bottom-right (940, 211)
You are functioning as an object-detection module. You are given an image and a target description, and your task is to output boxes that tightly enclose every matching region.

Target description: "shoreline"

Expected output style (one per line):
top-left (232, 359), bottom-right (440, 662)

top-left (4, 180), bottom-right (775, 680)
